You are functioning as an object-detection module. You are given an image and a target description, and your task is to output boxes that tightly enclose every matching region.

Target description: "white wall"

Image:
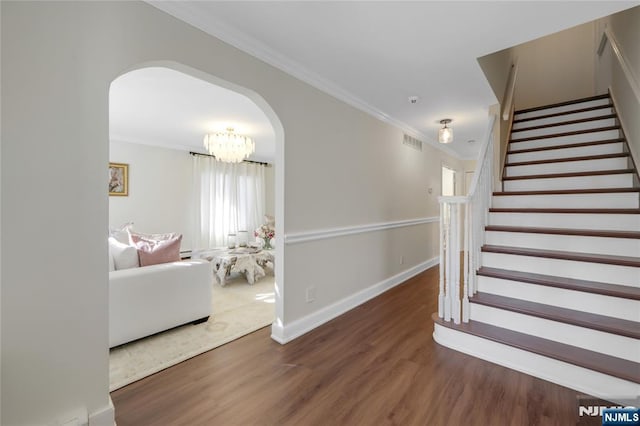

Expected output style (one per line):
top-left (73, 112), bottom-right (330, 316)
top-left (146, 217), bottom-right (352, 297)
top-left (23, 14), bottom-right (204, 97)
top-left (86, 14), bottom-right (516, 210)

top-left (109, 141), bottom-right (276, 251)
top-left (110, 141), bottom-right (195, 249)
top-left (1, 2), bottom-right (463, 424)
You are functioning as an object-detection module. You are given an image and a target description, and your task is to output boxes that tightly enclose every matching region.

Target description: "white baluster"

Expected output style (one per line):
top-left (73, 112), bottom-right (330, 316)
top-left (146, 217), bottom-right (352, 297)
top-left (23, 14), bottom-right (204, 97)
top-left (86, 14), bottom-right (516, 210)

top-left (438, 201), bottom-right (444, 318)
top-left (444, 202), bottom-right (451, 322)
top-left (452, 203), bottom-right (461, 324)
top-left (462, 201), bottom-right (470, 322)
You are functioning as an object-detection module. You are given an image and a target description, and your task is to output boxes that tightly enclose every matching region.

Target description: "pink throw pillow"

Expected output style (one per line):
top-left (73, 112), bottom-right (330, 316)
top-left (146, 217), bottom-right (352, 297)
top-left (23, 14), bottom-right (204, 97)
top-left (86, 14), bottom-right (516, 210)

top-left (131, 233), bottom-right (182, 266)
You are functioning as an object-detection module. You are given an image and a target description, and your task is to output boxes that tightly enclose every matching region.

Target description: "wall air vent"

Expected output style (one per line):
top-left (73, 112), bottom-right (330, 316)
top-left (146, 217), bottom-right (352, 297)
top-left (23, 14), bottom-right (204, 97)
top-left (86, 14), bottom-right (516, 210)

top-left (403, 134), bottom-right (423, 151)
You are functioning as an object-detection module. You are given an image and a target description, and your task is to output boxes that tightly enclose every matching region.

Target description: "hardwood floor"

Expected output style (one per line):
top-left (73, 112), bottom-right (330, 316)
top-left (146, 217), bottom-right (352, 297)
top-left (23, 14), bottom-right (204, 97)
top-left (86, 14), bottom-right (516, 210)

top-left (111, 266), bottom-right (586, 425)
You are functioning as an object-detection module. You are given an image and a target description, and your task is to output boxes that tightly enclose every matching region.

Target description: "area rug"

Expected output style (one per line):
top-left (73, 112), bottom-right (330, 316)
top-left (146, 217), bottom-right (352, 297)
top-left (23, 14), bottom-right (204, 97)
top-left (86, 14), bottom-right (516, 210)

top-left (109, 273), bottom-right (275, 391)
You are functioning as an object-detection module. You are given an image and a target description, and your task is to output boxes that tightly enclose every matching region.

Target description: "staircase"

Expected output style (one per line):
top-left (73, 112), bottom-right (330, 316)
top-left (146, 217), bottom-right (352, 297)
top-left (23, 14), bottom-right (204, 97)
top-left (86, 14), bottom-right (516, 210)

top-left (433, 93), bottom-right (640, 401)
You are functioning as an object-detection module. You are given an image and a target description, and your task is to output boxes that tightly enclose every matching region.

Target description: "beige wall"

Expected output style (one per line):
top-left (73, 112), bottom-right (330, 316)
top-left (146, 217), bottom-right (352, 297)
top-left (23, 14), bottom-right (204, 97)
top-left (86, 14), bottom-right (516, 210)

top-left (597, 6), bottom-right (640, 166)
top-left (1, 2), bottom-right (461, 423)
top-left (511, 21), bottom-right (597, 110)
top-left (479, 21), bottom-right (598, 112)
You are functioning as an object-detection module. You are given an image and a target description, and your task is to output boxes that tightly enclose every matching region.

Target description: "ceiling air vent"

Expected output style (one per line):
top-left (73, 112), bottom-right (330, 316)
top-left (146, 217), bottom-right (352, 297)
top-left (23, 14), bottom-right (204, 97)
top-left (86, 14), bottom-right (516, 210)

top-left (403, 134), bottom-right (423, 151)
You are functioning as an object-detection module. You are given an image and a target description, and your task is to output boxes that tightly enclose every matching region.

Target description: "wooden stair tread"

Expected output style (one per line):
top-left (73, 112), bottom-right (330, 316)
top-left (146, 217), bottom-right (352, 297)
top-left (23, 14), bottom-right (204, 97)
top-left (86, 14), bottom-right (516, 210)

top-left (477, 267), bottom-right (640, 301)
top-left (481, 245), bottom-right (640, 267)
top-left (489, 207), bottom-right (640, 214)
top-left (493, 188), bottom-right (640, 196)
top-left (432, 312), bottom-right (640, 383)
top-left (513, 103), bottom-right (613, 124)
top-left (502, 168), bottom-right (636, 181)
top-left (485, 225), bottom-right (640, 239)
top-left (511, 114), bottom-right (617, 133)
top-left (508, 138), bottom-right (625, 154)
top-left (505, 152), bottom-right (629, 167)
top-left (470, 292), bottom-right (640, 339)
top-left (515, 94), bottom-right (610, 115)
top-left (510, 126), bottom-right (620, 143)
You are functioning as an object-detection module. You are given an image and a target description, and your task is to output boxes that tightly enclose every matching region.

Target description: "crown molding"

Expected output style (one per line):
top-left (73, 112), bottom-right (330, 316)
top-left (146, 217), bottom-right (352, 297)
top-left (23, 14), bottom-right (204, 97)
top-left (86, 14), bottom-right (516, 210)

top-left (147, 1), bottom-right (463, 160)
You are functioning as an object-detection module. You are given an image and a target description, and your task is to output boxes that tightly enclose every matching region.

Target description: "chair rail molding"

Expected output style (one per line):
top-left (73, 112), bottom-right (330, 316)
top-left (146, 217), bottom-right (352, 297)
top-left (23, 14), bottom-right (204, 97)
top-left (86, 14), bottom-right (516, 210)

top-left (284, 217), bottom-right (438, 245)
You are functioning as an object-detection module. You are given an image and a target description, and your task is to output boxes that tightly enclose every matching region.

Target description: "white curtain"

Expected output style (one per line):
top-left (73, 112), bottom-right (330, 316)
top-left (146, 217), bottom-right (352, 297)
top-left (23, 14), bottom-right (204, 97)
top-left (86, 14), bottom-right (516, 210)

top-left (192, 155), bottom-right (266, 249)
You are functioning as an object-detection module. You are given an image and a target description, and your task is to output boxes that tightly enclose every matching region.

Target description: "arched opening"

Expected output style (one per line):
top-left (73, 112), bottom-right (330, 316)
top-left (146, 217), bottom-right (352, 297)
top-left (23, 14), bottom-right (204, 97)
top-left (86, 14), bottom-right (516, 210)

top-left (107, 62), bottom-right (285, 390)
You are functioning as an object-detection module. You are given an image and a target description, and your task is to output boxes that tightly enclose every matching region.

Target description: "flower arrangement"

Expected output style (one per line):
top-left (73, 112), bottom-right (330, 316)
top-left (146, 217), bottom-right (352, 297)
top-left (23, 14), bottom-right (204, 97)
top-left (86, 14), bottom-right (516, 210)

top-left (254, 224), bottom-right (275, 249)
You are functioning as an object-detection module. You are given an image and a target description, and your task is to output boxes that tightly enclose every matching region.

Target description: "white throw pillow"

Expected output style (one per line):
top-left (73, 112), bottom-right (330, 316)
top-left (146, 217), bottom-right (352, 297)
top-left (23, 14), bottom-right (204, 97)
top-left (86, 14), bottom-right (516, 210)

top-left (109, 222), bottom-right (134, 245)
top-left (108, 237), bottom-right (140, 270)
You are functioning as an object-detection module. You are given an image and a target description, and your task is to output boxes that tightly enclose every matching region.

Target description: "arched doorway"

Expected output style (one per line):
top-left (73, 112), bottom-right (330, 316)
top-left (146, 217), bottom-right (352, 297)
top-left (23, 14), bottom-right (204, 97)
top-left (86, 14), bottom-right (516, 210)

top-left (107, 62), bottom-right (285, 389)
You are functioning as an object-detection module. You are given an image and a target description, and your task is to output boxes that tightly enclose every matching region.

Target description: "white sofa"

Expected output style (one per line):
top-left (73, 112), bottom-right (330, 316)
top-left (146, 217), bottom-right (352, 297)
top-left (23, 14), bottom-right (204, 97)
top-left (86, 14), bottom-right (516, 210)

top-left (109, 258), bottom-right (212, 348)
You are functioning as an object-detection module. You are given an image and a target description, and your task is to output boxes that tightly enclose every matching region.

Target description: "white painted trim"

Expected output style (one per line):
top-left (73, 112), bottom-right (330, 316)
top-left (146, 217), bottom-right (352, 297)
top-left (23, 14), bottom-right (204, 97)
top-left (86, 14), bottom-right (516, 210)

top-left (146, 1), bottom-right (462, 160)
top-left (438, 196), bottom-right (468, 204)
top-left (284, 217), bottom-right (438, 245)
top-left (275, 257), bottom-right (439, 344)
top-left (600, 27), bottom-right (640, 102)
top-left (89, 397), bottom-right (115, 426)
top-left (502, 63), bottom-right (518, 121)
top-left (608, 87), bottom-right (639, 167)
top-left (433, 323), bottom-right (640, 403)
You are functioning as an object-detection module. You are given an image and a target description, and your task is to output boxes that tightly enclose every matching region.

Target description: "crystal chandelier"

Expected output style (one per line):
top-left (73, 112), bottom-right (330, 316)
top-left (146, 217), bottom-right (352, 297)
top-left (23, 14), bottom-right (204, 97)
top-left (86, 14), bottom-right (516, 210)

top-left (203, 127), bottom-right (255, 163)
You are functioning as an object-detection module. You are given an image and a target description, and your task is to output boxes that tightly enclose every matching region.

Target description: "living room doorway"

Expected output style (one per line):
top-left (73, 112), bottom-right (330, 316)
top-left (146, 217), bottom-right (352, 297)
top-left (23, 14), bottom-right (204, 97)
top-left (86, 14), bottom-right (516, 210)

top-left (107, 63), bottom-right (284, 391)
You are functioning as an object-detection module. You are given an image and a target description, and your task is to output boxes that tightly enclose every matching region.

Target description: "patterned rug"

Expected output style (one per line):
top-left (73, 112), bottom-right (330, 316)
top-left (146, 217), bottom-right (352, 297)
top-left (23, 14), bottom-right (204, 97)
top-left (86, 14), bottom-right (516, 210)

top-left (109, 273), bottom-right (275, 391)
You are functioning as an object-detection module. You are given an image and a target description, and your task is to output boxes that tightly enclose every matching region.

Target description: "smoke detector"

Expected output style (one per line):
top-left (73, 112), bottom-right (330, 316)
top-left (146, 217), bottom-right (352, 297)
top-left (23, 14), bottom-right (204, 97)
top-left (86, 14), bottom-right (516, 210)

top-left (408, 96), bottom-right (419, 104)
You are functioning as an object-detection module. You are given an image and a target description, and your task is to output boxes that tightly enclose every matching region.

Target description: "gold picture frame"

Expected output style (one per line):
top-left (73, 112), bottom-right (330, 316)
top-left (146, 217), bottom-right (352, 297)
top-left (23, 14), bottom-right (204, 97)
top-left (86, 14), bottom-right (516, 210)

top-left (109, 162), bottom-right (129, 196)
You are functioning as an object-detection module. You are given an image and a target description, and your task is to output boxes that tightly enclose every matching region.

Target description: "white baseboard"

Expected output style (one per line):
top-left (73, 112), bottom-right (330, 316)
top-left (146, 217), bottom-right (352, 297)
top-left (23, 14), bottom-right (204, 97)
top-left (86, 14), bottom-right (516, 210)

top-left (271, 257), bottom-right (438, 344)
top-left (433, 323), bottom-right (640, 403)
top-left (89, 397), bottom-right (115, 426)
top-left (270, 320), bottom-right (286, 344)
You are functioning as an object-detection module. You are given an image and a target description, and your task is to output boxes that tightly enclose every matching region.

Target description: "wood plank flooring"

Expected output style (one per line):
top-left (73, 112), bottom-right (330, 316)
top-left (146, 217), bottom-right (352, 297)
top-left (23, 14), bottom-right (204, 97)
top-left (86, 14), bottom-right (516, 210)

top-left (111, 266), bottom-right (588, 425)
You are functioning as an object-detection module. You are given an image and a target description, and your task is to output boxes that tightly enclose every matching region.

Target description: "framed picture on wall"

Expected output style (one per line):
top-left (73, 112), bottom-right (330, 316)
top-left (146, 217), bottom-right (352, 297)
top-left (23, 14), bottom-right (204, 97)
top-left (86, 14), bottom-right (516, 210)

top-left (109, 162), bottom-right (129, 196)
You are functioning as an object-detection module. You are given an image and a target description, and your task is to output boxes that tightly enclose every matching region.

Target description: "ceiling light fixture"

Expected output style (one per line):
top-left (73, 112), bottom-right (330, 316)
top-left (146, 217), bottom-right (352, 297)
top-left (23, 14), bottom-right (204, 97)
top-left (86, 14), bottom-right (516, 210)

top-left (438, 119), bottom-right (453, 144)
top-left (203, 127), bottom-right (255, 163)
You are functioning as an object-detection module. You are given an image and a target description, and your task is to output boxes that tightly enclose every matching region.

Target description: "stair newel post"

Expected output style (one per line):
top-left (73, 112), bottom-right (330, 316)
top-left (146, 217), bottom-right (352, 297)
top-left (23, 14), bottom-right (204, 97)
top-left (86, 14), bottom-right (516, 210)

top-left (452, 202), bottom-right (461, 324)
top-left (468, 199), bottom-right (476, 296)
top-left (462, 199), bottom-right (470, 322)
top-left (443, 201), bottom-right (452, 322)
top-left (438, 200), bottom-right (445, 318)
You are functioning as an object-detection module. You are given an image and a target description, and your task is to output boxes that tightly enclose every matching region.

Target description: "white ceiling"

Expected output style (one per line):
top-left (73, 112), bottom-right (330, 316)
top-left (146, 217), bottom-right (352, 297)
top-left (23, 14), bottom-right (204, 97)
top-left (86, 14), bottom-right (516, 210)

top-left (109, 67), bottom-right (276, 162)
top-left (140, 1), bottom-right (637, 160)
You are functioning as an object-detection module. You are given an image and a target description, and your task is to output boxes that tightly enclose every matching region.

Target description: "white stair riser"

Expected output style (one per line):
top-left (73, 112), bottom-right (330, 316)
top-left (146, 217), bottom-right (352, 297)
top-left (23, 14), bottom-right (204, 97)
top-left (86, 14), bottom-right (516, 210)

top-left (489, 212), bottom-right (640, 231)
top-left (510, 129), bottom-right (620, 151)
top-left (505, 157), bottom-right (629, 177)
top-left (514, 98), bottom-right (611, 120)
top-left (485, 231), bottom-right (640, 257)
top-left (480, 252), bottom-right (639, 287)
top-left (433, 324), bottom-right (640, 402)
top-left (469, 304), bottom-right (640, 362)
top-left (477, 276), bottom-right (640, 321)
top-left (512, 118), bottom-right (617, 140)
top-left (503, 174), bottom-right (634, 191)
top-left (492, 193), bottom-right (640, 209)
top-left (508, 142), bottom-right (624, 163)
top-left (512, 108), bottom-right (614, 130)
